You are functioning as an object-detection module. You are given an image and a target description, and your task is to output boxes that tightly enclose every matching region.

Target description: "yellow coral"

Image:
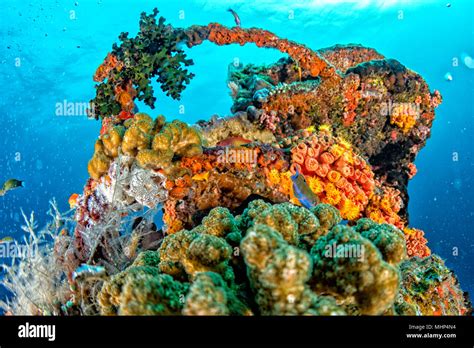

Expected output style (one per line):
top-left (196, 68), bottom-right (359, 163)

top-left (341, 151), bottom-right (354, 165)
top-left (318, 124), bottom-right (331, 134)
top-left (88, 140), bottom-right (112, 180)
top-left (163, 211), bottom-right (183, 235)
top-left (403, 227), bottom-right (416, 236)
top-left (267, 169), bottom-right (281, 185)
top-left (338, 138), bottom-right (352, 150)
top-left (102, 126), bottom-right (125, 158)
top-left (87, 114), bottom-right (203, 178)
top-left (279, 171), bottom-right (293, 195)
top-left (380, 197), bottom-right (392, 214)
top-left (324, 183), bottom-right (342, 206)
top-left (136, 149), bottom-right (167, 169)
top-left (137, 120), bottom-right (203, 170)
top-left (122, 116), bottom-right (154, 156)
top-left (338, 199), bottom-right (360, 220)
top-left (329, 144), bottom-right (345, 159)
top-left (367, 209), bottom-right (385, 224)
top-left (307, 176), bottom-right (324, 194)
top-left (390, 104), bottom-right (419, 134)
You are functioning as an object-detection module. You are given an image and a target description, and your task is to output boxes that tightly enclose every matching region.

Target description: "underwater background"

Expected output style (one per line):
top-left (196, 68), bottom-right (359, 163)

top-left (0, 0), bottom-right (473, 302)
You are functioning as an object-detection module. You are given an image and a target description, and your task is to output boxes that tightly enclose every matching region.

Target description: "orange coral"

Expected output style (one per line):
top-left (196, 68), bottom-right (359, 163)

top-left (261, 89), bottom-right (320, 131)
top-left (342, 74), bottom-right (361, 126)
top-left (287, 131), bottom-right (375, 220)
top-left (163, 200), bottom-right (183, 234)
top-left (390, 103), bottom-right (419, 134)
top-left (431, 90), bottom-right (442, 108)
top-left (114, 81), bottom-right (137, 113)
top-left (365, 186), bottom-right (404, 228)
top-left (181, 155), bottom-right (216, 174)
top-left (404, 227), bottom-right (431, 258)
top-left (100, 117), bottom-right (113, 136)
top-left (163, 174), bottom-right (193, 199)
top-left (193, 23), bottom-right (335, 79)
top-left (93, 53), bottom-right (122, 82)
top-left (407, 163), bottom-right (417, 179)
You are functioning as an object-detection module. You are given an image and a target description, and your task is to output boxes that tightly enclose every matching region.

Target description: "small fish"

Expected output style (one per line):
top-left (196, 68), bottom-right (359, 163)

top-left (0, 179), bottom-right (25, 196)
top-left (72, 264), bottom-right (106, 281)
top-left (192, 172), bottom-right (210, 181)
top-left (59, 228), bottom-right (69, 236)
top-left (68, 193), bottom-right (79, 209)
top-left (217, 136), bottom-right (252, 147)
top-left (444, 72), bottom-right (453, 81)
top-left (0, 236), bottom-right (14, 243)
top-left (291, 170), bottom-right (320, 209)
top-left (305, 125), bottom-right (316, 133)
top-left (228, 8), bottom-right (241, 27)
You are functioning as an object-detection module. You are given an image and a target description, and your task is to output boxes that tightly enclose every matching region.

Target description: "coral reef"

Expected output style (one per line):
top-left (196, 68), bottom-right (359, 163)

top-left (88, 113), bottom-right (202, 180)
top-left (394, 255), bottom-right (471, 316)
top-left (158, 228), bottom-right (234, 283)
top-left (2, 8), bottom-right (469, 318)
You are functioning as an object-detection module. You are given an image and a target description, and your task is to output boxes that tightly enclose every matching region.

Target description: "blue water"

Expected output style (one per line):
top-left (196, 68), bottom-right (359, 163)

top-left (1, 0), bottom-right (473, 300)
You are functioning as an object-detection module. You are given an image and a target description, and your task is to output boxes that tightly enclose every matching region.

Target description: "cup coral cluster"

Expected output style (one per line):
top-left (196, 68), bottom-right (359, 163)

top-left (365, 186), bottom-right (404, 228)
top-left (390, 102), bottom-right (420, 134)
top-left (403, 227), bottom-right (431, 258)
top-left (280, 129), bottom-right (375, 220)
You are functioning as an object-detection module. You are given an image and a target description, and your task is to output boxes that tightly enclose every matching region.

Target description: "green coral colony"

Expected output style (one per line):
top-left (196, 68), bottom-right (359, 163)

top-left (1, 9), bottom-right (471, 316)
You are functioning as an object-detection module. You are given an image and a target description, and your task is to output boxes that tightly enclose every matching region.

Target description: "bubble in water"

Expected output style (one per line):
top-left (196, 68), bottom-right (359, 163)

top-left (453, 178), bottom-right (462, 190)
top-left (461, 53), bottom-right (474, 69)
top-left (36, 159), bottom-right (43, 170)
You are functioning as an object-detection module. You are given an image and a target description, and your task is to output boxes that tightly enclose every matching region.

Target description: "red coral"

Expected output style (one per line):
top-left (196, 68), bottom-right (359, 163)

top-left (407, 163), bottom-right (417, 179)
top-left (404, 227), bottom-right (431, 258)
top-left (342, 74), bottom-right (361, 126)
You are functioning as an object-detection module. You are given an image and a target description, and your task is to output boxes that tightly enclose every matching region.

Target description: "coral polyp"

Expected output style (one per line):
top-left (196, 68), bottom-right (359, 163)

top-left (1, 8), bottom-right (470, 318)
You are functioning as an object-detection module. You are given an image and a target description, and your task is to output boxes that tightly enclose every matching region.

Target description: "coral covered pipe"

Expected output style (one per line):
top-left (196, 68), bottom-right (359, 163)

top-left (178, 23), bottom-right (338, 79)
